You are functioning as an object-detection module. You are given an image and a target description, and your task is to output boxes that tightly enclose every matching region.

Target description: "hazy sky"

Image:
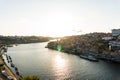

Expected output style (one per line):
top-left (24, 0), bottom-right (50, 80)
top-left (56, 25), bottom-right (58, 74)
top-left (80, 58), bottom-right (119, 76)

top-left (0, 0), bottom-right (120, 37)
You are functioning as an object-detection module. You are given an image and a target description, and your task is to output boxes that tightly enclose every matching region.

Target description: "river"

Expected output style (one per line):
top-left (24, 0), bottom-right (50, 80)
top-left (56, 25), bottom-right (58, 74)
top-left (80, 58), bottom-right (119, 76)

top-left (4, 42), bottom-right (120, 80)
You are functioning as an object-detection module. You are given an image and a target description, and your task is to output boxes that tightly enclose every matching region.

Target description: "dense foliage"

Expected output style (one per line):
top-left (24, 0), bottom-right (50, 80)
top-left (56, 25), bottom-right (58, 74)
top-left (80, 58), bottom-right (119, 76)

top-left (47, 33), bottom-right (111, 55)
top-left (21, 75), bottom-right (39, 80)
top-left (0, 36), bottom-right (52, 44)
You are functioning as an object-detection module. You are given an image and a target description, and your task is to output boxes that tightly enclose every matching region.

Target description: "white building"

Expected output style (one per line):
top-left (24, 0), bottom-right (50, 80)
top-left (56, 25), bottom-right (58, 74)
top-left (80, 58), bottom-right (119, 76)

top-left (112, 29), bottom-right (120, 37)
top-left (109, 41), bottom-right (120, 51)
top-left (109, 41), bottom-right (120, 47)
top-left (102, 37), bottom-right (113, 40)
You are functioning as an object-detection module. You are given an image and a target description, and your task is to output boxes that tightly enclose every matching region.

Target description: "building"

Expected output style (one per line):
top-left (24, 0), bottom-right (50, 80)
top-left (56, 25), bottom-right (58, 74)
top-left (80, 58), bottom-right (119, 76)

top-left (112, 29), bottom-right (120, 37)
top-left (109, 41), bottom-right (120, 51)
top-left (102, 37), bottom-right (113, 40)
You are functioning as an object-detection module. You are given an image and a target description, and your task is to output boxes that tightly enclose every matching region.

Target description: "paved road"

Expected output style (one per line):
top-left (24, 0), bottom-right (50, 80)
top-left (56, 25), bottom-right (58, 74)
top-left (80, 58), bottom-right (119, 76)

top-left (0, 72), bottom-right (11, 80)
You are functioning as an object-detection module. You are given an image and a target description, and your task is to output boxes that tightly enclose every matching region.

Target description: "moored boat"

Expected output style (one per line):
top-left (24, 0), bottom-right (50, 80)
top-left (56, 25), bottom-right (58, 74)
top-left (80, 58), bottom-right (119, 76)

top-left (16, 71), bottom-right (19, 75)
top-left (80, 55), bottom-right (99, 62)
top-left (15, 67), bottom-right (18, 71)
top-left (11, 63), bottom-right (15, 67)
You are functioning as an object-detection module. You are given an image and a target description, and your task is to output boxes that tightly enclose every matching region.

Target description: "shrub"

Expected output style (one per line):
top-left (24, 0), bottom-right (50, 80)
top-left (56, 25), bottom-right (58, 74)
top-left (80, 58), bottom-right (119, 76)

top-left (21, 75), bottom-right (39, 80)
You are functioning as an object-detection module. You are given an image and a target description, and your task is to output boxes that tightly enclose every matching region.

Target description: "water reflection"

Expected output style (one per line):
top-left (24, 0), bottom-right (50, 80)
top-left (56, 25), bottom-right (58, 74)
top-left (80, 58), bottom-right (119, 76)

top-left (52, 54), bottom-right (71, 80)
top-left (7, 43), bottom-right (120, 80)
top-left (56, 54), bottom-right (65, 66)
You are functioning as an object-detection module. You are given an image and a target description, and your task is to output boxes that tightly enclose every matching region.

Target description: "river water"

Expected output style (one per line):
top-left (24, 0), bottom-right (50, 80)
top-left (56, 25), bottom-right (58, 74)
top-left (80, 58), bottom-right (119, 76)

top-left (5, 42), bottom-right (120, 80)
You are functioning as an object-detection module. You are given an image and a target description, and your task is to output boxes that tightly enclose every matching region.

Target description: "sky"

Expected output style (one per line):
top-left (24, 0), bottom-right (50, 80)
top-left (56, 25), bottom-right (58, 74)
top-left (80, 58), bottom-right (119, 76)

top-left (0, 0), bottom-right (120, 37)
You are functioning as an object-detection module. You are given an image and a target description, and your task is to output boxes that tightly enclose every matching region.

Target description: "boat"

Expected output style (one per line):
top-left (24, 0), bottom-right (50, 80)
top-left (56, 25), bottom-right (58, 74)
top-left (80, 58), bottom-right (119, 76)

top-left (8, 60), bottom-right (10, 63)
top-left (4, 48), bottom-right (7, 52)
top-left (6, 55), bottom-right (9, 60)
top-left (7, 45), bottom-right (13, 47)
top-left (15, 67), bottom-right (18, 71)
top-left (11, 63), bottom-right (15, 67)
top-left (80, 55), bottom-right (99, 62)
top-left (9, 56), bottom-right (11, 60)
top-left (16, 71), bottom-right (19, 75)
top-left (10, 59), bottom-right (12, 62)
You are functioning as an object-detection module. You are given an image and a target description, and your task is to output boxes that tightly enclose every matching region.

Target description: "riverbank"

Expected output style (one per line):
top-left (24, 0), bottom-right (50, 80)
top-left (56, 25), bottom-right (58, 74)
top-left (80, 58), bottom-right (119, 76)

top-left (46, 33), bottom-right (120, 63)
top-left (0, 56), bottom-right (17, 80)
top-left (6, 42), bottom-right (120, 80)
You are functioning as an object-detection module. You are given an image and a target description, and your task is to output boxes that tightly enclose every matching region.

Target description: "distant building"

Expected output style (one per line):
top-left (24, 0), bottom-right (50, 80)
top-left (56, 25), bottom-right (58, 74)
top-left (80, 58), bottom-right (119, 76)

top-left (118, 36), bottom-right (120, 40)
top-left (109, 41), bottom-right (120, 46)
top-left (112, 29), bottom-right (120, 37)
top-left (102, 37), bottom-right (113, 40)
top-left (109, 41), bottom-right (120, 51)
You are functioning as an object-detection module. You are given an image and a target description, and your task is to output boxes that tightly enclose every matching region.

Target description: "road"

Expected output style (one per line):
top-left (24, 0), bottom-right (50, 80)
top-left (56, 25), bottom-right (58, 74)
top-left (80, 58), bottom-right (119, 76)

top-left (0, 72), bottom-right (10, 80)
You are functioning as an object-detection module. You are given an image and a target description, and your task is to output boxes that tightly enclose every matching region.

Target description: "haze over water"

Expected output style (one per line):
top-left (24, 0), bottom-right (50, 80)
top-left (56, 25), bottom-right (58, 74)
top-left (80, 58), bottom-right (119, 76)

top-left (5, 42), bottom-right (120, 80)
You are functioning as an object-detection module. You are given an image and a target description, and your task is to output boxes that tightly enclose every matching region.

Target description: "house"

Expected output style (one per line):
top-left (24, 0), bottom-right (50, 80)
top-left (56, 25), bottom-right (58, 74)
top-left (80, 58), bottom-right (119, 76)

top-left (109, 41), bottom-right (120, 51)
top-left (102, 37), bottom-right (113, 40)
top-left (112, 29), bottom-right (120, 37)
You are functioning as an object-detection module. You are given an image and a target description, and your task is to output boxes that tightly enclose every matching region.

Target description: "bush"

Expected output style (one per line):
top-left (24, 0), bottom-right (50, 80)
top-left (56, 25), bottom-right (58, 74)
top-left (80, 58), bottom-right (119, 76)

top-left (21, 75), bottom-right (39, 80)
top-left (0, 64), bottom-right (5, 71)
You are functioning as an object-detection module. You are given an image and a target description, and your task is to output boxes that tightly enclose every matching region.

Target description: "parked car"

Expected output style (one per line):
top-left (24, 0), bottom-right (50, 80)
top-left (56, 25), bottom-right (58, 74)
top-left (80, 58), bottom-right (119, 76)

top-left (7, 76), bottom-right (13, 80)
top-left (1, 70), bottom-right (13, 80)
top-left (1, 70), bottom-right (7, 77)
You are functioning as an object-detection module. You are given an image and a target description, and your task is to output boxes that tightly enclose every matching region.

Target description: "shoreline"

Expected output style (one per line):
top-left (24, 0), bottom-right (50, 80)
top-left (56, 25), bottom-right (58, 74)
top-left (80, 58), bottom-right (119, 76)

top-left (0, 54), bottom-right (18, 80)
top-left (4, 62), bottom-right (18, 80)
top-left (47, 46), bottom-right (120, 63)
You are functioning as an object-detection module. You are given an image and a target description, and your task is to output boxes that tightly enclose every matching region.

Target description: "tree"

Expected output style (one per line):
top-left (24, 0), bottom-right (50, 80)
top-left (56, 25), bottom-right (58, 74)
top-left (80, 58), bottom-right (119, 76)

top-left (21, 75), bottom-right (39, 80)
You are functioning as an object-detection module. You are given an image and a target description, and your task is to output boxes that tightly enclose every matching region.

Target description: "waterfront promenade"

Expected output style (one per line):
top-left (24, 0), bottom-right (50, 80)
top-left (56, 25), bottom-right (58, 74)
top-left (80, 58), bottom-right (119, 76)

top-left (0, 52), bottom-right (17, 80)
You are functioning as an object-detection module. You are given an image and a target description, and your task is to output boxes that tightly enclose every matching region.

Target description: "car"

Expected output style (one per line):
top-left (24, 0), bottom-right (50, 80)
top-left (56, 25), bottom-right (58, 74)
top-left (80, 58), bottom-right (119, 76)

top-left (7, 76), bottom-right (13, 80)
top-left (1, 70), bottom-right (13, 80)
top-left (1, 70), bottom-right (7, 77)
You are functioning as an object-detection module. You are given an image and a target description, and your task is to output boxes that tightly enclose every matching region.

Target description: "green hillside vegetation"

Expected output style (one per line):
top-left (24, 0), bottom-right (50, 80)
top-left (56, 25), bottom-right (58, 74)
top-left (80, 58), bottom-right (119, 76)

top-left (47, 33), bottom-right (112, 55)
top-left (0, 36), bottom-right (52, 45)
top-left (21, 75), bottom-right (39, 80)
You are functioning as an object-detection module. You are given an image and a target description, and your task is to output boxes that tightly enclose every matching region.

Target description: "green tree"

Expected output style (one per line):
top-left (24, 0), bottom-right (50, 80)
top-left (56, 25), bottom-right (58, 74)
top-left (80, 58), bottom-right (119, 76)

top-left (21, 75), bottom-right (39, 80)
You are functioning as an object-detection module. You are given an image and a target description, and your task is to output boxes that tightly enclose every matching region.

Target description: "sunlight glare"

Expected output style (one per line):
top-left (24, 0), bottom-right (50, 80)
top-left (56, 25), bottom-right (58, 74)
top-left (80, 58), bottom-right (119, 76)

top-left (56, 54), bottom-right (65, 65)
top-left (52, 54), bottom-right (71, 79)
